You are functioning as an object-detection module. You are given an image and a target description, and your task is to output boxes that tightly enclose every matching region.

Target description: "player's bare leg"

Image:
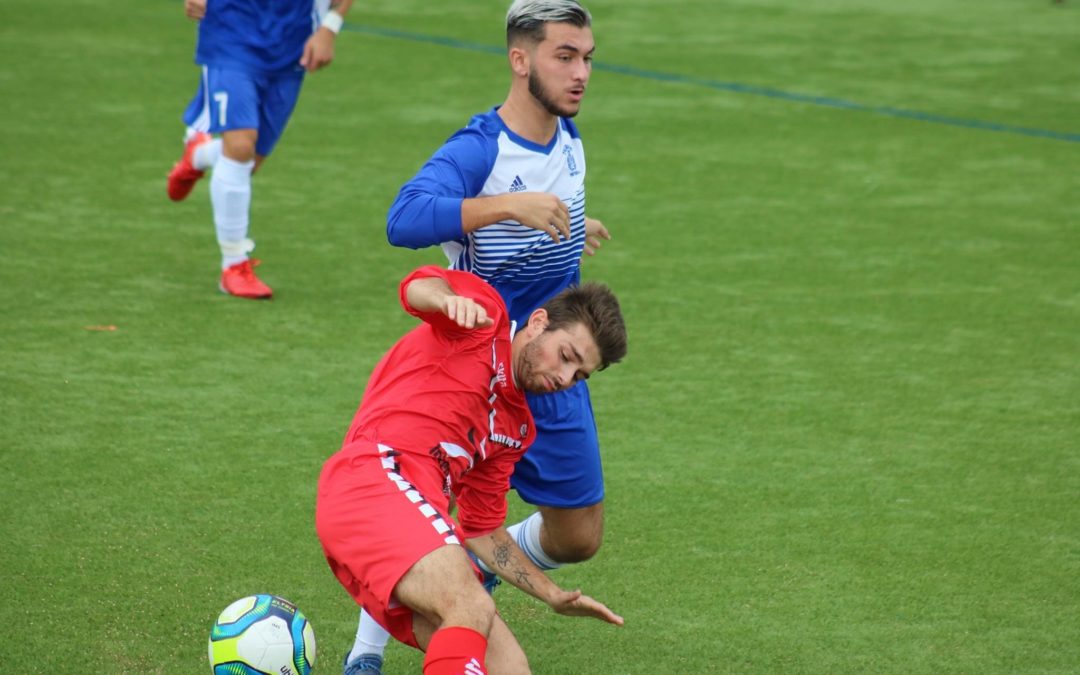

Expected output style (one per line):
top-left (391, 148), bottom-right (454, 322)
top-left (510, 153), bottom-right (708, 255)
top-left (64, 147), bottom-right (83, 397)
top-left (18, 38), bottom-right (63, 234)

top-left (394, 545), bottom-right (518, 674)
top-left (536, 502), bottom-right (604, 563)
top-left (220, 128), bottom-right (258, 163)
top-left (413, 605), bottom-right (529, 674)
top-left (480, 615), bottom-right (529, 674)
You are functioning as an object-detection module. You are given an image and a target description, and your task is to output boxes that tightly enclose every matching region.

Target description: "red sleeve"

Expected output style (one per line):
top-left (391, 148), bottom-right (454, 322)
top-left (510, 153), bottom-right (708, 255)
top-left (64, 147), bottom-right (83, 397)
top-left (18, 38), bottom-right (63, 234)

top-left (453, 448), bottom-right (525, 539)
top-left (398, 265), bottom-right (507, 337)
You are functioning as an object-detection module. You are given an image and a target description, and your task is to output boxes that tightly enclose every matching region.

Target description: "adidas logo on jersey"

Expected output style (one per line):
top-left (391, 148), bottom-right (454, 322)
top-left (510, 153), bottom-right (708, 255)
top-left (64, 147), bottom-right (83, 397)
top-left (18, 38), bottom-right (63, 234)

top-left (508, 175), bottom-right (527, 192)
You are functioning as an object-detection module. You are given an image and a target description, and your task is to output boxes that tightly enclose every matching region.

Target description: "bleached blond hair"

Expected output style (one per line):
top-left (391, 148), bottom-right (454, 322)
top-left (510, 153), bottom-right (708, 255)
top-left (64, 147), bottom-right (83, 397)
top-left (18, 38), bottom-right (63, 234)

top-left (506, 0), bottom-right (591, 46)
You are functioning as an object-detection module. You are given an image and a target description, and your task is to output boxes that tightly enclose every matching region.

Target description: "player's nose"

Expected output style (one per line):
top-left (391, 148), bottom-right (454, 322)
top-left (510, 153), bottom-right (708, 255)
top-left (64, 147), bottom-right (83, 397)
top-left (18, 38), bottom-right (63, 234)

top-left (572, 58), bottom-right (590, 82)
top-left (556, 366), bottom-right (575, 389)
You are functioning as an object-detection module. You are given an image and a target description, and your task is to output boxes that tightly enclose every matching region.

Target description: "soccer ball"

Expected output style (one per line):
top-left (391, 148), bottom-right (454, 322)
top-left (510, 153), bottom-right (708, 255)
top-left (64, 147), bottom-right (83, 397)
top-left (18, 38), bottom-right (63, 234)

top-left (208, 594), bottom-right (316, 675)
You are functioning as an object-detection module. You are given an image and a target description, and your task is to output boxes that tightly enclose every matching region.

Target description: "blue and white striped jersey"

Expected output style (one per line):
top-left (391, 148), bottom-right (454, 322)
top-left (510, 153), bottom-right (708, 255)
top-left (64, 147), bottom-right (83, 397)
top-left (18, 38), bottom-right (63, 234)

top-left (194, 0), bottom-right (323, 75)
top-left (387, 108), bottom-right (587, 327)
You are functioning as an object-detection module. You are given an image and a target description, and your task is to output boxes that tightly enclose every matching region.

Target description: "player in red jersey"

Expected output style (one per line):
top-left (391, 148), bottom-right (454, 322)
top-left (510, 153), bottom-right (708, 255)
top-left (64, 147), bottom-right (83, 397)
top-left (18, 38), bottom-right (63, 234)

top-left (316, 265), bottom-right (627, 675)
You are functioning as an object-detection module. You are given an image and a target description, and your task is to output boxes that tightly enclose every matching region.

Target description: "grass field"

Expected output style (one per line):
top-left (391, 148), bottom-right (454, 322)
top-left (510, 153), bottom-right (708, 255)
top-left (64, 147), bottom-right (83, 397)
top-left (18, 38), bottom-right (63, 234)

top-left (2, 0), bottom-right (1078, 672)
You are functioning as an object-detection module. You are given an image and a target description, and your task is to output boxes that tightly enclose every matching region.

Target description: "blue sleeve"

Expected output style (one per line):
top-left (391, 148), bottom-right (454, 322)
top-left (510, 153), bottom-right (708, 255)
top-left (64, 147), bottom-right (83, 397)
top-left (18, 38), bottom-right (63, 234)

top-left (386, 129), bottom-right (496, 250)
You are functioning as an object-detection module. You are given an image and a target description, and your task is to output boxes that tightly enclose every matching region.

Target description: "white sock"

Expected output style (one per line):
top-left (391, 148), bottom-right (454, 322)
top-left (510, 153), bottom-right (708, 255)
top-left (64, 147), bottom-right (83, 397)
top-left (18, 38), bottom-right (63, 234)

top-left (507, 512), bottom-right (563, 571)
top-left (210, 155), bottom-right (255, 269)
top-left (193, 138), bottom-right (222, 171)
top-left (348, 609), bottom-right (390, 663)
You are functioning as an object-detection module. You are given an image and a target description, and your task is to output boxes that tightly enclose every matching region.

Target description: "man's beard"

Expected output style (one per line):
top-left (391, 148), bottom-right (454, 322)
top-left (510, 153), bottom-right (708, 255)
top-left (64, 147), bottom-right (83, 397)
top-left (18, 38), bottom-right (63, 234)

top-left (528, 68), bottom-right (578, 118)
top-left (516, 337), bottom-right (546, 393)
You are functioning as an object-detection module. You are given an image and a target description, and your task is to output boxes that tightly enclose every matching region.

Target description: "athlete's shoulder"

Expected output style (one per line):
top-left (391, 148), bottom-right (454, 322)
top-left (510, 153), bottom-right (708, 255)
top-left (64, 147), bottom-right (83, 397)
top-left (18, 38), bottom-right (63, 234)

top-left (442, 108), bottom-right (503, 154)
top-left (560, 116), bottom-right (582, 140)
top-left (429, 108), bottom-right (504, 192)
top-left (464, 108), bottom-right (508, 137)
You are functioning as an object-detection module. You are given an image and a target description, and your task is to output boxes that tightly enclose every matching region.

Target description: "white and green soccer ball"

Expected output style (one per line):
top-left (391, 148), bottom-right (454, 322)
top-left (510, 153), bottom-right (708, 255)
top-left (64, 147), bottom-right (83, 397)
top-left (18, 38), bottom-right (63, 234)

top-left (208, 594), bottom-right (316, 675)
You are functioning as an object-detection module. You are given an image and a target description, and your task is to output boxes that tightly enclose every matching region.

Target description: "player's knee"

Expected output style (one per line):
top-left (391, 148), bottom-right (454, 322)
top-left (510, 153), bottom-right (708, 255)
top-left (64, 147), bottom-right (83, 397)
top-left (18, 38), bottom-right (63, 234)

top-left (557, 537), bottom-right (602, 563)
top-left (221, 131), bottom-right (258, 163)
top-left (541, 506), bottom-right (605, 563)
top-left (436, 586), bottom-right (497, 636)
top-left (547, 527), bottom-right (603, 563)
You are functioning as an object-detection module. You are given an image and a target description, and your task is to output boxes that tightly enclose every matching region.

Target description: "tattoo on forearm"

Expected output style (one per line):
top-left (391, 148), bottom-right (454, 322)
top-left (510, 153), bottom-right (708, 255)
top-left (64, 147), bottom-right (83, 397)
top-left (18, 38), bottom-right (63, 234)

top-left (514, 569), bottom-right (534, 590)
top-left (494, 540), bottom-right (512, 570)
top-left (491, 534), bottom-right (536, 591)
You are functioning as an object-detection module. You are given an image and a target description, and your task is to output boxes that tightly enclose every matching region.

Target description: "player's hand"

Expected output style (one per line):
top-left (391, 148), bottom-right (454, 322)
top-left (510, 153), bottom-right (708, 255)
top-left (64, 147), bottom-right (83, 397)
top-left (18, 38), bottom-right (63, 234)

top-left (300, 29), bottom-right (336, 72)
top-left (582, 217), bottom-right (610, 257)
top-left (548, 588), bottom-right (624, 626)
top-left (185, 0), bottom-right (206, 20)
top-left (508, 192), bottom-right (571, 243)
top-left (442, 296), bottom-right (494, 330)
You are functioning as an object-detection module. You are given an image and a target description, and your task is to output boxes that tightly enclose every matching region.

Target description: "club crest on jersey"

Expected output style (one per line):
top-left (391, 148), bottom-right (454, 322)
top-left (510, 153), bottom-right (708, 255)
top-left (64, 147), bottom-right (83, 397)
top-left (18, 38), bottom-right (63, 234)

top-left (495, 362), bottom-right (507, 386)
top-left (562, 145), bottom-right (580, 176)
top-left (509, 175), bottom-right (527, 192)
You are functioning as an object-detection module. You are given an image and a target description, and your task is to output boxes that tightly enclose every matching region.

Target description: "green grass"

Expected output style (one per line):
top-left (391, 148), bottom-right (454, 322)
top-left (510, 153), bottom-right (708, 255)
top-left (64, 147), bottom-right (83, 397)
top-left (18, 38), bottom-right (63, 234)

top-left (2, 0), bottom-right (1078, 672)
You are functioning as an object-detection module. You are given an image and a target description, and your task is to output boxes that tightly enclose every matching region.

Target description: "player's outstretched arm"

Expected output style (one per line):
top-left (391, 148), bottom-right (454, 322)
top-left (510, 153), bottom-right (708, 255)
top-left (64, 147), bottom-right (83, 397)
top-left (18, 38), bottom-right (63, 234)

top-left (466, 527), bottom-right (624, 626)
top-left (404, 277), bottom-right (493, 329)
top-left (462, 192), bottom-right (572, 243)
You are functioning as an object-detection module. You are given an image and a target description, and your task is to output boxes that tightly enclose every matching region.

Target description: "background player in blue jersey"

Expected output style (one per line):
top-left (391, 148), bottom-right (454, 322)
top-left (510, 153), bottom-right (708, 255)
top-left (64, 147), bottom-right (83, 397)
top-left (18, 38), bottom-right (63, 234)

top-left (165, 0), bottom-right (354, 299)
top-left (346, 2), bottom-right (614, 673)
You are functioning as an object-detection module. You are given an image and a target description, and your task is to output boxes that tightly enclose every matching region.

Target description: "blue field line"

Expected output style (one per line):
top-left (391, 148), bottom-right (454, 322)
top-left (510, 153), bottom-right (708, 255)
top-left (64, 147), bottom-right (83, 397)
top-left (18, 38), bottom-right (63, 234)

top-left (345, 23), bottom-right (1079, 145)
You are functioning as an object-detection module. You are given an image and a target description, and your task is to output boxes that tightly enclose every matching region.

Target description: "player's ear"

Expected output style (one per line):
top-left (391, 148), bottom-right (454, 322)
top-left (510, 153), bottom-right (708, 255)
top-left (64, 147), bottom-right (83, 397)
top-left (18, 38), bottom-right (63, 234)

top-left (526, 308), bottom-right (549, 336)
top-left (508, 45), bottom-right (530, 77)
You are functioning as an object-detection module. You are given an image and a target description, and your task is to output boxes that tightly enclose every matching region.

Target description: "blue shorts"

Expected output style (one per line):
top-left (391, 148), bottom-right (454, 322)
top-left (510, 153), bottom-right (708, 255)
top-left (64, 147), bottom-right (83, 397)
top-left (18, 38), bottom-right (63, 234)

top-left (181, 65), bottom-right (304, 157)
top-left (510, 380), bottom-right (604, 509)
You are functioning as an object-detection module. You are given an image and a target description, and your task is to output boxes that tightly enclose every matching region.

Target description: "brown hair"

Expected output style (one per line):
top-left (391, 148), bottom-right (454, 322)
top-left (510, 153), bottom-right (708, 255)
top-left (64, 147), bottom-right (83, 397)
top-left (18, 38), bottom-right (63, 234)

top-left (542, 281), bottom-right (627, 369)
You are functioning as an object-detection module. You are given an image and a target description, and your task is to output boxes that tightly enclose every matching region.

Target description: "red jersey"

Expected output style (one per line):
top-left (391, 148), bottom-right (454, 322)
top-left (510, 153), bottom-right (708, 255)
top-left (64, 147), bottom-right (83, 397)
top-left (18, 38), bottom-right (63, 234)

top-left (341, 265), bottom-right (535, 538)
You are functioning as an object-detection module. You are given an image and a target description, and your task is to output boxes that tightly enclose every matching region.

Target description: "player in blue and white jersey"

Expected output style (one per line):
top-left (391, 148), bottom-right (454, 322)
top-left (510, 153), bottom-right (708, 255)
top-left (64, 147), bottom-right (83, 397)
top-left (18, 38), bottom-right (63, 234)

top-left (346, 2), bottom-right (616, 673)
top-left (164, 0), bottom-right (354, 299)
top-left (387, 108), bottom-right (591, 329)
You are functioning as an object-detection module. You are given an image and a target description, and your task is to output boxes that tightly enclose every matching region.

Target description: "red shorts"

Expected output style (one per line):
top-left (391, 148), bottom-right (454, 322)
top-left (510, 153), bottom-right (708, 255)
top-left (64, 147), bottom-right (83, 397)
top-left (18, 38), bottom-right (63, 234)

top-left (315, 441), bottom-right (464, 648)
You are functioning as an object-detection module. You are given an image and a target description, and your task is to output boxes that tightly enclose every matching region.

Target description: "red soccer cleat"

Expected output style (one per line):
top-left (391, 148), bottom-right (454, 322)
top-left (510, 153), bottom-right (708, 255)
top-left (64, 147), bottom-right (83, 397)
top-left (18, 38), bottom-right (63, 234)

top-left (167, 132), bottom-right (212, 201)
top-left (219, 259), bottom-right (273, 299)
